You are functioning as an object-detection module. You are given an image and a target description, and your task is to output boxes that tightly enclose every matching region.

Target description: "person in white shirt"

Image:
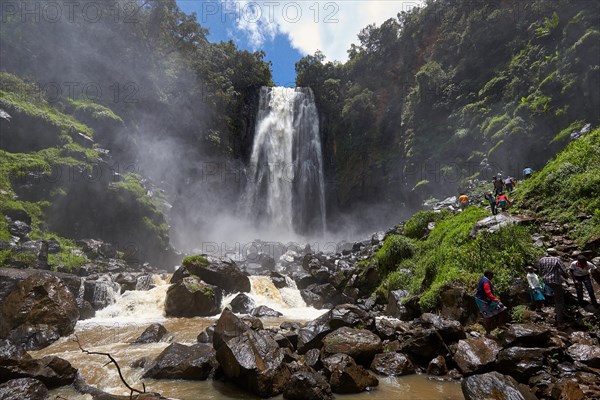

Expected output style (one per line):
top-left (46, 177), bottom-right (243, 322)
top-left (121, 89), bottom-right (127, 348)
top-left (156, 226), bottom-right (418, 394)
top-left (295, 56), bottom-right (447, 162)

top-left (569, 255), bottom-right (598, 308)
top-left (526, 266), bottom-right (545, 308)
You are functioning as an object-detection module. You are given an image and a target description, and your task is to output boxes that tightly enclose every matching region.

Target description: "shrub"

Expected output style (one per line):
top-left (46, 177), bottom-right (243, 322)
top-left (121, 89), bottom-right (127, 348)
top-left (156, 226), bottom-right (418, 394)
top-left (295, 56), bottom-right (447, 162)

top-left (182, 255), bottom-right (210, 268)
top-left (374, 235), bottom-right (416, 275)
top-left (403, 210), bottom-right (448, 239)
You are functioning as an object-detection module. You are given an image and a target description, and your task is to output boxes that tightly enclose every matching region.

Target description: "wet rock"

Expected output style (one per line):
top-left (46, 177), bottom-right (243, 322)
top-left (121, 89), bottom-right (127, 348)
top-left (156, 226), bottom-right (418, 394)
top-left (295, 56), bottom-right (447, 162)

top-left (213, 309), bottom-right (249, 351)
top-left (297, 304), bottom-right (375, 354)
top-left (420, 313), bottom-right (466, 343)
top-left (9, 241), bottom-right (48, 269)
top-left (142, 343), bottom-right (216, 380)
top-left (566, 344), bottom-right (600, 368)
top-left (216, 329), bottom-right (291, 397)
top-left (3, 209), bottom-right (31, 225)
top-left (0, 378), bottom-right (48, 400)
top-left (329, 360), bottom-right (378, 394)
top-left (173, 256), bottom-right (250, 294)
top-left (438, 286), bottom-right (479, 324)
top-left (496, 347), bottom-right (546, 382)
top-left (371, 232), bottom-right (385, 244)
top-left (115, 273), bottom-right (137, 293)
top-left (304, 348), bottom-right (321, 369)
top-left (0, 339), bottom-right (31, 361)
top-left (0, 274), bottom-right (78, 350)
top-left (370, 352), bottom-right (415, 376)
top-left (293, 272), bottom-right (317, 290)
top-left (427, 355), bottom-right (448, 376)
top-left (135, 274), bottom-right (154, 291)
top-left (229, 293), bottom-right (256, 314)
top-left (470, 214), bottom-right (533, 238)
top-left (0, 356), bottom-right (77, 388)
top-left (164, 277), bottom-right (222, 317)
top-left (269, 271), bottom-right (287, 289)
top-left (46, 238), bottom-right (61, 254)
top-left (498, 324), bottom-right (551, 348)
top-left (551, 378), bottom-right (585, 400)
top-left (241, 315), bottom-right (264, 330)
top-left (76, 239), bottom-right (117, 259)
top-left (462, 371), bottom-right (538, 400)
top-left (528, 371), bottom-right (554, 399)
top-left (398, 328), bottom-right (448, 365)
top-left (321, 327), bottom-right (382, 366)
top-left (301, 283), bottom-right (347, 309)
top-left (385, 290), bottom-right (415, 320)
top-left (251, 305), bottom-right (283, 318)
top-left (374, 318), bottom-right (400, 341)
top-left (132, 323), bottom-right (169, 344)
top-left (283, 371), bottom-right (334, 400)
top-left (8, 220), bottom-right (31, 239)
top-left (83, 278), bottom-right (120, 311)
top-left (453, 337), bottom-right (501, 375)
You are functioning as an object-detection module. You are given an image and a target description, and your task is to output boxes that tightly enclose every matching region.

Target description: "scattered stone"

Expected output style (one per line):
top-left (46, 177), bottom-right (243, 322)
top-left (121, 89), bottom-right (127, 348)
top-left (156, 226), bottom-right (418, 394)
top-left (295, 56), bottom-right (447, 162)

top-left (322, 327), bottom-right (382, 366)
top-left (251, 305), bottom-right (283, 318)
top-left (566, 344), bottom-right (600, 368)
top-left (462, 371), bottom-right (538, 400)
top-left (283, 371), bottom-right (334, 400)
top-left (427, 355), bottom-right (448, 376)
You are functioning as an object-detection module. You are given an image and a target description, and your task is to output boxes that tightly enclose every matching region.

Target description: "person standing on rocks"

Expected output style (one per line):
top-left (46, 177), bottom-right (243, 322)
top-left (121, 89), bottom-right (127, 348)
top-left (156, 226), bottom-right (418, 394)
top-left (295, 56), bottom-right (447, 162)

top-left (569, 255), bottom-right (598, 309)
top-left (496, 192), bottom-right (512, 212)
top-left (484, 192), bottom-right (497, 215)
top-left (538, 249), bottom-right (570, 327)
top-left (526, 266), bottom-right (545, 309)
top-left (458, 193), bottom-right (469, 210)
top-left (475, 270), bottom-right (508, 334)
top-left (492, 176), bottom-right (504, 196)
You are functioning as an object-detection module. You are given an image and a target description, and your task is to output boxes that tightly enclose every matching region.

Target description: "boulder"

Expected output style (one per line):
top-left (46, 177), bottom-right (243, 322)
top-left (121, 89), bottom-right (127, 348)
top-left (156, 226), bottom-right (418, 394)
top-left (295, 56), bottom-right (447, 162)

top-left (229, 293), bottom-right (256, 314)
top-left (213, 309), bottom-right (249, 351)
top-left (321, 327), bottom-right (382, 366)
top-left (8, 241), bottom-right (48, 269)
top-left (142, 343), bottom-right (216, 380)
top-left (462, 371), bottom-right (538, 400)
top-left (323, 353), bottom-right (379, 393)
top-left (115, 273), bottom-right (137, 293)
top-left (293, 272), bottom-right (317, 290)
top-left (173, 256), bottom-right (250, 293)
top-left (0, 339), bottom-right (31, 361)
top-left (370, 352), bottom-right (415, 376)
top-left (470, 214), bottom-right (532, 238)
top-left (551, 378), bottom-right (585, 400)
top-left (0, 274), bottom-right (78, 350)
top-left (83, 279), bottom-right (120, 311)
top-left (427, 355), bottom-right (448, 376)
top-left (0, 356), bottom-right (77, 388)
top-left (304, 348), bottom-right (321, 369)
top-left (498, 324), bottom-right (552, 348)
top-left (283, 371), bottom-right (334, 400)
top-left (496, 347), bottom-right (546, 382)
top-left (269, 271), bottom-right (288, 289)
top-left (251, 305), bottom-right (283, 318)
top-left (216, 329), bottom-right (291, 397)
top-left (438, 286), bottom-right (479, 324)
top-left (385, 290), bottom-right (420, 320)
top-left (0, 378), bottom-right (48, 400)
top-left (420, 313), bottom-right (466, 343)
top-left (164, 277), bottom-right (222, 317)
top-left (453, 337), bottom-right (501, 375)
top-left (76, 239), bottom-right (117, 259)
top-left (566, 344), bottom-right (600, 368)
top-left (301, 283), bottom-right (346, 309)
top-left (297, 304), bottom-right (375, 354)
top-left (398, 328), bottom-right (448, 365)
top-left (8, 220), bottom-right (31, 239)
top-left (132, 323), bottom-right (169, 344)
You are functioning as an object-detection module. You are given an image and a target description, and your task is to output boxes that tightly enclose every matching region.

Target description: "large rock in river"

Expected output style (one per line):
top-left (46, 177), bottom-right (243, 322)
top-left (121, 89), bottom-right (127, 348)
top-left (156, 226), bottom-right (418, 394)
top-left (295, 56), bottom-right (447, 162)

top-left (321, 327), bottom-right (382, 366)
top-left (164, 276), bottom-right (222, 317)
top-left (142, 343), bottom-right (216, 380)
top-left (0, 355), bottom-right (77, 388)
top-left (172, 256), bottom-right (250, 293)
top-left (283, 371), bottom-right (334, 400)
top-left (453, 337), bottom-right (501, 375)
top-left (0, 378), bottom-right (48, 400)
top-left (370, 352), bottom-right (415, 376)
top-left (297, 304), bottom-right (374, 354)
top-left (0, 274), bottom-right (78, 350)
top-left (216, 329), bottom-right (291, 397)
top-left (462, 371), bottom-right (538, 400)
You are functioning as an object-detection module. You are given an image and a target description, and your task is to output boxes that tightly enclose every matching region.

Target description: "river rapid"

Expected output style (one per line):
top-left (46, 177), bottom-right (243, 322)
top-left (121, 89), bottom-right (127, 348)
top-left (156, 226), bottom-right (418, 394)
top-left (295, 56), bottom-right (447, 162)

top-left (32, 276), bottom-right (464, 400)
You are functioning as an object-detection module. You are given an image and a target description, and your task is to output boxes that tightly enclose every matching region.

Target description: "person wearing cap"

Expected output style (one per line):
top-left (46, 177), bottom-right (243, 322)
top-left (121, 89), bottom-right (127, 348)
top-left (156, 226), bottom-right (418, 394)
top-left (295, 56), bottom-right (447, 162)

top-left (475, 270), bottom-right (508, 334)
top-left (526, 266), bottom-right (545, 308)
top-left (458, 193), bottom-right (469, 210)
top-left (569, 255), bottom-right (598, 308)
top-left (538, 249), bottom-right (570, 326)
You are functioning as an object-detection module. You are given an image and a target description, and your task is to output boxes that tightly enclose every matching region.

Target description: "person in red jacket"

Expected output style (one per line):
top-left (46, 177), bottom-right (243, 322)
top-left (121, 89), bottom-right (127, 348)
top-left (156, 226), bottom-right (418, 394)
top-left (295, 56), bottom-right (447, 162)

top-left (496, 192), bottom-right (512, 212)
top-left (475, 270), bottom-right (508, 334)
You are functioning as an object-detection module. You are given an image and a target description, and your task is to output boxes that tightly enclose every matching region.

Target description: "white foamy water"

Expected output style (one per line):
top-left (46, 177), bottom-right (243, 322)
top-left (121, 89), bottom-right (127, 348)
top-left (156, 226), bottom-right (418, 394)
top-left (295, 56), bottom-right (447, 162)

top-left (80, 280), bottom-right (169, 326)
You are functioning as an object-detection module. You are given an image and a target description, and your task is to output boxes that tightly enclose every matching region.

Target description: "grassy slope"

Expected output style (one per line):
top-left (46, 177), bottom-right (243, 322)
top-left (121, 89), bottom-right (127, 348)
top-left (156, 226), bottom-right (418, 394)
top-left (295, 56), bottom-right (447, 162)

top-left (372, 128), bottom-right (599, 310)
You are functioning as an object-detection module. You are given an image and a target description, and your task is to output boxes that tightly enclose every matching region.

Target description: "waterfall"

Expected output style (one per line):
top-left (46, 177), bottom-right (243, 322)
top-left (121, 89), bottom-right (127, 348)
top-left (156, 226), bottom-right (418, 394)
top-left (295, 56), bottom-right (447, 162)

top-left (245, 87), bottom-right (326, 236)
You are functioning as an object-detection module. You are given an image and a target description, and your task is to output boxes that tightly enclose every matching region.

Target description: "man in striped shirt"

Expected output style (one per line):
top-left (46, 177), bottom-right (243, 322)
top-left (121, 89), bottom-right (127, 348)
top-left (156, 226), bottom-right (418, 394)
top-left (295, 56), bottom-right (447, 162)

top-left (538, 248), bottom-right (570, 326)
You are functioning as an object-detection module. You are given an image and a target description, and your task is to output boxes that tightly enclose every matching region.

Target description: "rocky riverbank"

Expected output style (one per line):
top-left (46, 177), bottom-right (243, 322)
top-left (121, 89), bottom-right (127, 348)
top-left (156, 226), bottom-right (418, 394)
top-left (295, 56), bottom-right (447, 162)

top-left (1, 212), bottom-right (599, 400)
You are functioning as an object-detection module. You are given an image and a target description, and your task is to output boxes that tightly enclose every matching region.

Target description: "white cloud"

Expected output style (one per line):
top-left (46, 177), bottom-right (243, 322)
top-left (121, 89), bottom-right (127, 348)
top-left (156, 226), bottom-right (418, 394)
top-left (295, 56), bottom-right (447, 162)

top-left (222, 0), bottom-right (425, 61)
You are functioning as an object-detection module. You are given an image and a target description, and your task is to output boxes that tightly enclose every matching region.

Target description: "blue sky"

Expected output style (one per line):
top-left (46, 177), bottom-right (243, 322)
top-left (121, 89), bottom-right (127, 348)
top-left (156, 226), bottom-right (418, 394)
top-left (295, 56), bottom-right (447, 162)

top-left (176, 1), bottom-right (424, 86)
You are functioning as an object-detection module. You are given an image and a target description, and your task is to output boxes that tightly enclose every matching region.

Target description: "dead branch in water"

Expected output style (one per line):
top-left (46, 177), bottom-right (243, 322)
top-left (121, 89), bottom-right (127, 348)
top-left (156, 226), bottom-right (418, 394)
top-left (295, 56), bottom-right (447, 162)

top-left (73, 334), bottom-right (146, 399)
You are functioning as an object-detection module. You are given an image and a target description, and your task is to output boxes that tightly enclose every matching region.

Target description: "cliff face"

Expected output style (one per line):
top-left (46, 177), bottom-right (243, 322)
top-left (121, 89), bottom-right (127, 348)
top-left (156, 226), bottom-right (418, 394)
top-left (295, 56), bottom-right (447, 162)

top-left (297, 0), bottom-right (600, 219)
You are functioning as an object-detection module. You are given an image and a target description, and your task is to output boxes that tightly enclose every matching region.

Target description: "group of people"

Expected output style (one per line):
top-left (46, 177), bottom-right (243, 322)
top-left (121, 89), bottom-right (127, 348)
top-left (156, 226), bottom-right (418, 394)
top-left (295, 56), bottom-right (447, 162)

top-left (482, 176), bottom-right (515, 215)
top-left (476, 250), bottom-right (598, 333)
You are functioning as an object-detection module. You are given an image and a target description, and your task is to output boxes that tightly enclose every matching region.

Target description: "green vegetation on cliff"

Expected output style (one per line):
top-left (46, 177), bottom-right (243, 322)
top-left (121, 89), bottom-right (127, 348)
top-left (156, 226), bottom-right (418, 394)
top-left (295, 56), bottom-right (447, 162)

top-left (297, 0), bottom-right (599, 211)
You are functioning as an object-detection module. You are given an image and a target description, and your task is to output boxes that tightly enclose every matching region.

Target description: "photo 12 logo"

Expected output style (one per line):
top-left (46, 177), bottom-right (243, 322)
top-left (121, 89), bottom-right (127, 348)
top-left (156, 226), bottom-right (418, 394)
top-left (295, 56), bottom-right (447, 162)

top-left (1, 1), bottom-right (140, 24)
top-left (200, 1), bottom-right (340, 24)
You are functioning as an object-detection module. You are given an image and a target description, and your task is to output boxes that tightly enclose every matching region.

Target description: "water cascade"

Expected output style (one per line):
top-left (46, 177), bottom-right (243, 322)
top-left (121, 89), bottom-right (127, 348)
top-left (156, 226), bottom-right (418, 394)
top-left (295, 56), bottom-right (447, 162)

top-left (245, 87), bottom-right (326, 237)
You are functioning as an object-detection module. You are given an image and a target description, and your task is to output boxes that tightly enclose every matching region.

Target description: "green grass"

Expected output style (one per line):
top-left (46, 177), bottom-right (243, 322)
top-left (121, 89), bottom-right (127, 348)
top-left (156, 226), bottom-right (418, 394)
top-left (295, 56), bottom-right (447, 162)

top-left (515, 127), bottom-right (600, 245)
top-left (374, 235), bottom-right (416, 276)
top-left (66, 99), bottom-right (123, 123)
top-left (183, 255), bottom-right (210, 268)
